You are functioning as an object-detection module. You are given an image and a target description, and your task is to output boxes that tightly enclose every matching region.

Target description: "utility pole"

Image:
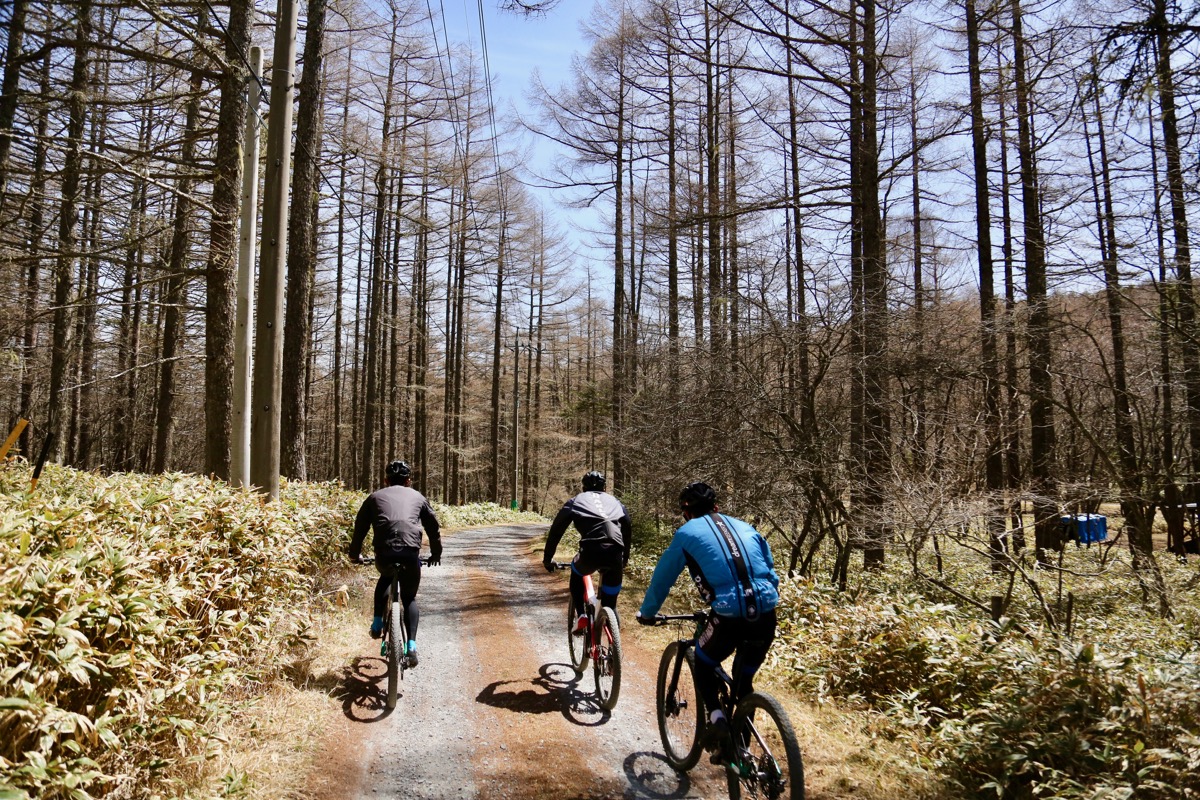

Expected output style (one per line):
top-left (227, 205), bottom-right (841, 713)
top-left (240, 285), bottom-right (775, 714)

top-left (512, 332), bottom-right (520, 510)
top-left (250, 0), bottom-right (298, 498)
top-left (232, 46), bottom-right (262, 490)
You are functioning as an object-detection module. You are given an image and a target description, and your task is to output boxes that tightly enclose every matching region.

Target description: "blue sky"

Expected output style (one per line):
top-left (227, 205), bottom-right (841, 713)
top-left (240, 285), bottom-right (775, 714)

top-left (440, 1), bottom-right (607, 275)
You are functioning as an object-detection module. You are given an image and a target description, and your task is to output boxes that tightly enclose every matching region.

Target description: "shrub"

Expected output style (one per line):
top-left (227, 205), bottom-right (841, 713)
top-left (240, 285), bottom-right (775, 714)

top-left (0, 466), bottom-right (547, 800)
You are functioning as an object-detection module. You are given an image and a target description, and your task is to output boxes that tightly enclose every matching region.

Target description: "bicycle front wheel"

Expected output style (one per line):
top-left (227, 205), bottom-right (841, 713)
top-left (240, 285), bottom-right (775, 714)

top-left (593, 606), bottom-right (622, 710)
top-left (656, 641), bottom-right (703, 770)
top-left (567, 595), bottom-right (589, 673)
top-left (727, 691), bottom-right (804, 800)
top-left (386, 599), bottom-right (403, 709)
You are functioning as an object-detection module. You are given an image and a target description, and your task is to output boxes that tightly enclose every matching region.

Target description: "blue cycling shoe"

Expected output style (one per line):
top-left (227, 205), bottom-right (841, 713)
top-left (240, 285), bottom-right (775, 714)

top-left (369, 616), bottom-right (384, 639)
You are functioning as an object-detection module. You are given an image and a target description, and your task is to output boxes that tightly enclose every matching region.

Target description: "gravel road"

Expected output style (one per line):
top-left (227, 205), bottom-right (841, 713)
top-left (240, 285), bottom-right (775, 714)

top-left (343, 523), bottom-right (727, 799)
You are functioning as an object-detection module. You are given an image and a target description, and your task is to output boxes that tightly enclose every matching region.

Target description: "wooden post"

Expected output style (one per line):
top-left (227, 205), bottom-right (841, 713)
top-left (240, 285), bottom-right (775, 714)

top-left (1, 419), bottom-right (29, 460)
top-left (250, 1), bottom-right (298, 498)
top-left (30, 432), bottom-right (53, 490)
top-left (232, 46), bottom-right (263, 490)
top-left (990, 595), bottom-right (1003, 623)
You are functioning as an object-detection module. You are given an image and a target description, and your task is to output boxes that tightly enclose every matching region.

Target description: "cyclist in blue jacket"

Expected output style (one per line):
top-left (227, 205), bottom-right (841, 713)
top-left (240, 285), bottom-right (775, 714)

top-left (636, 481), bottom-right (780, 756)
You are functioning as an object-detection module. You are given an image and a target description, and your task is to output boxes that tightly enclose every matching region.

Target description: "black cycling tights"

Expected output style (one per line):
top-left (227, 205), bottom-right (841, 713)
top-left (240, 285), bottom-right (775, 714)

top-left (374, 551), bottom-right (422, 641)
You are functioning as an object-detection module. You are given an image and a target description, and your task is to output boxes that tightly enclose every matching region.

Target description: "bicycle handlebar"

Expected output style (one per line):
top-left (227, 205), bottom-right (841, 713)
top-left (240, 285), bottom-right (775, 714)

top-left (550, 561), bottom-right (573, 571)
top-left (351, 555), bottom-right (435, 566)
top-left (647, 611), bottom-right (710, 626)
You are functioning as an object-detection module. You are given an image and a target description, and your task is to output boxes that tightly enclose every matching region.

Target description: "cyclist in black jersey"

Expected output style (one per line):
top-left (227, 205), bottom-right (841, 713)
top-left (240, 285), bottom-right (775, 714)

top-left (543, 471), bottom-right (632, 632)
top-left (349, 460), bottom-right (442, 666)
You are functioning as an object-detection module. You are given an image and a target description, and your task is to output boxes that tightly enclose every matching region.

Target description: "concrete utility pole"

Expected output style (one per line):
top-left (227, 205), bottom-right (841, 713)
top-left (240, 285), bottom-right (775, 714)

top-left (232, 46), bottom-right (262, 490)
top-left (512, 333), bottom-right (520, 510)
top-left (250, 0), bottom-right (298, 498)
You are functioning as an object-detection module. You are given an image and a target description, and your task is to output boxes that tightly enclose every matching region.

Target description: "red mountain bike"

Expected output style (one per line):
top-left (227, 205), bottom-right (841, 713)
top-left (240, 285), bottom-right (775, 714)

top-left (552, 561), bottom-right (622, 710)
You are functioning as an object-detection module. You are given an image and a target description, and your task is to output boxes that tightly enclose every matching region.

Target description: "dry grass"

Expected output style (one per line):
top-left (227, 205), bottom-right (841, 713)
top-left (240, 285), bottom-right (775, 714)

top-left (183, 569), bottom-right (373, 800)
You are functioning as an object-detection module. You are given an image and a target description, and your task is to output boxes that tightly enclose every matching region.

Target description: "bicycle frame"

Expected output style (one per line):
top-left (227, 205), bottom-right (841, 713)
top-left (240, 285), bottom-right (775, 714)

top-left (653, 610), bottom-right (803, 799)
top-left (552, 560), bottom-right (622, 709)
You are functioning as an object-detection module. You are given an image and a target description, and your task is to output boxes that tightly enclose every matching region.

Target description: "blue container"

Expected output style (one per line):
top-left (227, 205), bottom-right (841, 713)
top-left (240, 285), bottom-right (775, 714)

top-left (1061, 514), bottom-right (1107, 544)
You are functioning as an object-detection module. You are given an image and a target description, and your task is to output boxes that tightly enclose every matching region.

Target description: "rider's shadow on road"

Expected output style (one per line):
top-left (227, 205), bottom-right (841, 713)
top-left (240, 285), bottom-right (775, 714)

top-left (330, 655), bottom-right (395, 723)
top-left (475, 662), bottom-right (610, 726)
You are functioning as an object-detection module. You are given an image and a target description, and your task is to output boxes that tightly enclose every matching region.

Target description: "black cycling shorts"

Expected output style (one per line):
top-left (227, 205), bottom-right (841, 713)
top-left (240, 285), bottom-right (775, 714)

top-left (697, 607), bottom-right (777, 677)
top-left (573, 544), bottom-right (624, 593)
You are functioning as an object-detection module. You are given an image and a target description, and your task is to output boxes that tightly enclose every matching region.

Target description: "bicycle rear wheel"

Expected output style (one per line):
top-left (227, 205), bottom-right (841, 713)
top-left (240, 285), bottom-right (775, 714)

top-left (727, 691), bottom-right (804, 800)
top-left (656, 641), bottom-right (703, 770)
top-left (567, 595), bottom-right (589, 673)
top-left (386, 598), bottom-right (404, 709)
top-left (593, 606), bottom-right (622, 710)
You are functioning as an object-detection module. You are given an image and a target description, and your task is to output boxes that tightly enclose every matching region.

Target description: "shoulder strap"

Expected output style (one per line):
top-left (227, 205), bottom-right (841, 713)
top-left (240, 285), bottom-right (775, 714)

top-left (707, 513), bottom-right (760, 620)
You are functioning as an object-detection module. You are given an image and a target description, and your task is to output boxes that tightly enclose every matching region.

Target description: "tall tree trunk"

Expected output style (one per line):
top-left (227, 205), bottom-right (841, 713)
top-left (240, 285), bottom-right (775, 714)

top-left (612, 61), bottom-right (627, 489)
top-left (859, 0), bottom-right (891, 570)
top-left (1153, 0), bottom-right (1200, 507)
top-left (490, 221), bottom-right (507, 504)
top-left (998, 56), bottom-right (1024, 549)
top-left (359, 20), bottom-right (399, 490)
top-left (17, 53), bottom-right (50, 458)
top-left (48, 0), bottom-right (93, 462)
top-left (0, 0), bottom-right (28, 204)
top-left (281, 0), bottom-right (328, 480)
top-left (205, 0), bottom-right (253, 481)
top-left (909, 69), bottom-right (926, 476)
top-left (967, 0), bottom-right (1006, 567)
top-left (1011, 0), bottom-right (1058, 561)
top-left (1084, 67), bottom-right (1171, 614)
top-left (664, 8), bottom-right (680, 388)
top-left (154, 35), bottom-right (206, 473)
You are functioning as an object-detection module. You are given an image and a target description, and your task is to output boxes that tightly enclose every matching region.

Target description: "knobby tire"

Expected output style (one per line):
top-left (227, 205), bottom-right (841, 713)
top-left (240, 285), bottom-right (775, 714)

top-left (656, 641), bottom-right (703, 770)
top-left (593, 606), bottom-right (622, 710)
top-left (386, 598), bottom-right (403, 710)
top-left (727, 691), bottom-right (804, 800)
top-left (567, 594), bottom-right (589, 673)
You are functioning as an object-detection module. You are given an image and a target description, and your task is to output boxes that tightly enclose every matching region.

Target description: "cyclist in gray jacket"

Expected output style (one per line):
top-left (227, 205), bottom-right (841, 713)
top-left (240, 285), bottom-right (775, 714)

top-left (543, 471), bottom-right (632, 632)
top-left (349, 460), bottom-right (442, 666)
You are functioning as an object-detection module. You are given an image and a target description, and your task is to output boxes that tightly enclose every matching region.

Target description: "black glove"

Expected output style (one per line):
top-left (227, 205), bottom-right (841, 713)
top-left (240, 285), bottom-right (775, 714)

top-left (426, 552), bottom-right (441, 566)
top-left (543, 559), bottom-right (554, 572)
top-left (636, 614), bottom-right (655, 626)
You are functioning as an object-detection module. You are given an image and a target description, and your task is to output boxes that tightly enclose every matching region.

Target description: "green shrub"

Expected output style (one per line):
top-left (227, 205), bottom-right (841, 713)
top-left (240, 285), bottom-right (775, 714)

top-left (934, 645), bottom-right (1200, 799)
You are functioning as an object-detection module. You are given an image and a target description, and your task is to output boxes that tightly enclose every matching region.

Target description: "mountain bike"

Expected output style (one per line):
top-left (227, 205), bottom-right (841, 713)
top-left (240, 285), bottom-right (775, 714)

top-left (551, 561), bottom-right (622, 710)
top-left (356, 556), bottom-right (428, 710)
top-left (648, 610), bottom-right (804, 800)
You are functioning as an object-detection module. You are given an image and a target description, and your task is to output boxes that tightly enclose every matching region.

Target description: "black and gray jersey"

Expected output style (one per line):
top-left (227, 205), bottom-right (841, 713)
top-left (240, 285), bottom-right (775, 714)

top-left (544, 490), bottom-right (632, 564)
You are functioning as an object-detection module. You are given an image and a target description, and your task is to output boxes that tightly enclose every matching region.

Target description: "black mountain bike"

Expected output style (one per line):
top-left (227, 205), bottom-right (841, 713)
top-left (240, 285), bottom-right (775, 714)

top-left (357, 556), bottom-right (428, 710)
top-left (551, 561), bottom-right (622, 710)
top-left (649, 610), bottom-right (804, 800)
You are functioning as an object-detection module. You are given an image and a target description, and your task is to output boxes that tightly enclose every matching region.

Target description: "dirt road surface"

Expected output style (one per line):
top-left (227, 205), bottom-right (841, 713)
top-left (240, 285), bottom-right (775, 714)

top-left (330, 523), bottom-right (728, 799)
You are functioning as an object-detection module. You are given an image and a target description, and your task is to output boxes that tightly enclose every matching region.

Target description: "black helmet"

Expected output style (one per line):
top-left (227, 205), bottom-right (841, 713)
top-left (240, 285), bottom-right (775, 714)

top-left (386, 460), bottom-right (412, 484)
top-left (582, 470), bottom-right (606, 492)
top-left (679, 481), bottom-right (717, 515)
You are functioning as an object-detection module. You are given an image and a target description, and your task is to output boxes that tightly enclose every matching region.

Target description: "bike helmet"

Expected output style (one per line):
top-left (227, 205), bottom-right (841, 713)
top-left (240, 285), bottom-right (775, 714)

top-left (386, 460), bottom-right (412, 484)
top-left (582, 470), bottom-right (606, 492)
top-left (679, 481), bottom-right (717, 515)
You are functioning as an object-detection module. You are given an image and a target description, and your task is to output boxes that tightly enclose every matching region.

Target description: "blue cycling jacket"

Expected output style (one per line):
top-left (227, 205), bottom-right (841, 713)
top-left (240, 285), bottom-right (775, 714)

top-left (639, 513), bottom-right (779, 619)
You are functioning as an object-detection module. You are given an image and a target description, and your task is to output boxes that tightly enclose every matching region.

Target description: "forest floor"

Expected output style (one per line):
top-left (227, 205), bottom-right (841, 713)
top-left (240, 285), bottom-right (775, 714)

top-left (209, 523), bottom-right (929, 800)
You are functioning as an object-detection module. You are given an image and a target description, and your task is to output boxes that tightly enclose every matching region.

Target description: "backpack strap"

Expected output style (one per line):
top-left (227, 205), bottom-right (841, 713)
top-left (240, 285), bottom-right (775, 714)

top-left (707, 513), bottom-right (760, 621)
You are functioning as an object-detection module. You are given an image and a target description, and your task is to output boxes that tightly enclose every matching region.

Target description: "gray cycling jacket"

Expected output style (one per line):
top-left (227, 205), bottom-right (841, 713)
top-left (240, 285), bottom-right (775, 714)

top-left (543, 490), bottom-right (632, 564)
top-left (349, 484), bottom-right (442, 561)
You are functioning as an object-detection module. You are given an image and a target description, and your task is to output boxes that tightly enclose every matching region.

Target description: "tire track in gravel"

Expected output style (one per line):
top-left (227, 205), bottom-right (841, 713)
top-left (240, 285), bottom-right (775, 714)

top-left (343, 523), bottom-right (727, 800)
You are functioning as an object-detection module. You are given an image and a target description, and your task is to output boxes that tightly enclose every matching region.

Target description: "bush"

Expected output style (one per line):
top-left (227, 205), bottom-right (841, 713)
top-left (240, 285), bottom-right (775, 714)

top-left (935, 645), bottom-right (1200, 799)
top-left (0, 466), bottom-right (547, 800)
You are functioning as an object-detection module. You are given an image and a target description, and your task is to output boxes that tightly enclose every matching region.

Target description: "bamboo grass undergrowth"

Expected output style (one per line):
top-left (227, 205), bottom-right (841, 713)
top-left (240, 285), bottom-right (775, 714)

top-left (0, 462), bottom-right (540, 800)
